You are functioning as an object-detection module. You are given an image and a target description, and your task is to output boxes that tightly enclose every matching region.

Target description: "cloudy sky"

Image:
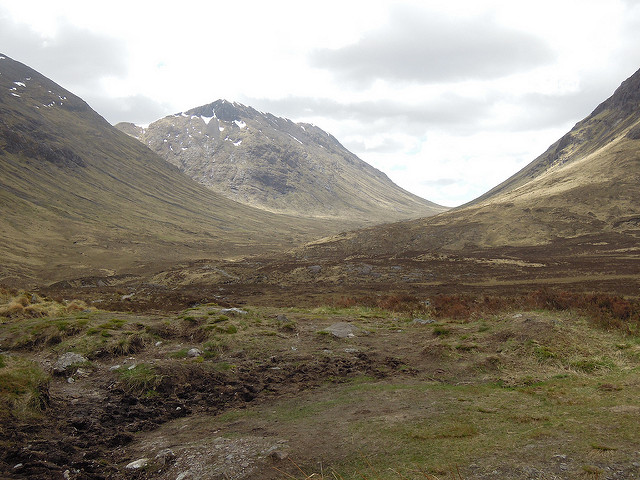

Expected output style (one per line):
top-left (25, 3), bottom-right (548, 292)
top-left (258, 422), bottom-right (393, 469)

top-left (2, 0), bottom-right (640, 206)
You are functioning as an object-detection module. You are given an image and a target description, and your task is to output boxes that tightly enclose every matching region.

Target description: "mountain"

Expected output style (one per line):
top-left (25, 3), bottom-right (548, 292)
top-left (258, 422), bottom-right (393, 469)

top-left (159, 66), bottom-right (637, 303)
top-left (116, 100), bottom-right (446, 223)
top-left (191, 66), bottom-right (640, 302)
top-left (0, 55), bottom-right (359, 286)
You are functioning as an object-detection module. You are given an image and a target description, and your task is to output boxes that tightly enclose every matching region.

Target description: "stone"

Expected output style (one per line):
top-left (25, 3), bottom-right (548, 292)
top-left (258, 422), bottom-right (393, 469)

top-left (276, 314), bottom-right (289, 322)
top-left (155, 448), bottom-right (176, 465)
top-left (125, 458), bottom-right (149, 469)
top-left (187, 348), bottom-right (202, 358)
top-left (53, 352), bottom-right (88, 374)
top-left (269, 450), bottom-right (288, 461)
top-left (220, 307), bottom-right (248, 316)
top-left (327, 322), bottom-right (360, 338)
top-left (307, 265), bottom-right (322, 274)
top-left (412, 318), bottom-right (435, 325)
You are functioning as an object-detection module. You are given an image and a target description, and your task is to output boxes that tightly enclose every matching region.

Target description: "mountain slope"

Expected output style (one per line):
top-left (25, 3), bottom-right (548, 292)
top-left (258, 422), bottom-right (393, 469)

top-left (297, 67), bottom-right (640, 258)
top-left (471, 67), bottom-right (640, 207)
top-left (116, 100), bottom-right (446, 223)
top-left (0, 55), bottom-right (356, 285)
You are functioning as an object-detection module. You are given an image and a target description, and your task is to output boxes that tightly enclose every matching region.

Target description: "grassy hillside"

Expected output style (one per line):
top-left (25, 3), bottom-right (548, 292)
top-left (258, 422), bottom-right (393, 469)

top-left (0, 55), bottom-right (359, 286)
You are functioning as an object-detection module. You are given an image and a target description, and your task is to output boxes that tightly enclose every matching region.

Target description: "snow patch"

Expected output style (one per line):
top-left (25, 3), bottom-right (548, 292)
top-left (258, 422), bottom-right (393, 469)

top-left (300, 125), bottom-right (306, 131)
top-left (233, 120), bottom-right (247, 129)
top-left (288, 134), bottom-right (303, 145)
top-left (0, 56), bottom-right (6, 60)
top-left (233, 140), bottom-right (242, 146)
top-left (10, 93), bottom-right (20, 97)
top-left (219, 126), bottom-right (225, 132)
top-left (201, 115), bottom-right (214, 125)
top-left (13, 81), bottom-right (26, 87)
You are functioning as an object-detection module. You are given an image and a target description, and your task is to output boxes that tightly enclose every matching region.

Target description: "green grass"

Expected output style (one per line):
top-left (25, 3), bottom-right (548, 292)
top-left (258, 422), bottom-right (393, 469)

top-left (0, 356), bottom-right (49, 420)
top-left (116, 363), bottom-right (160, 394)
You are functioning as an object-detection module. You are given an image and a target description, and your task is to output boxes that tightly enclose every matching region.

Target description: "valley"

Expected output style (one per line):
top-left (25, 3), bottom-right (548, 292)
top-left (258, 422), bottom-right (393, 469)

top-left (1, 51), bottom-right (640, 480)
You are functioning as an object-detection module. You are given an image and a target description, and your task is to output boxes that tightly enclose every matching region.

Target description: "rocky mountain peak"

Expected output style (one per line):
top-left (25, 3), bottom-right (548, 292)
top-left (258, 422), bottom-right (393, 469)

top-left (184, 99), bottom-right (247, 122)
top-left (592, 67), bottom-right (640, 116)
top-left (119, 99), bottom-right (446, 223)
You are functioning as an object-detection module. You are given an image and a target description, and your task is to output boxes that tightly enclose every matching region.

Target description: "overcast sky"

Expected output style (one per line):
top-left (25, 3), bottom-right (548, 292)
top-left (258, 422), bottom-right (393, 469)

top-left (2, 0), bottom-right (640, 206)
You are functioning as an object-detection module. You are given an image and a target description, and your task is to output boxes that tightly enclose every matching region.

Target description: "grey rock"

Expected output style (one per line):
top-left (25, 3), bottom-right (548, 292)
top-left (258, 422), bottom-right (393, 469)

top-left (187, 348), bottom-right (202, 358)
top-left (276, 314), bottom-right (289, 322)
top-left (357, 264), bottom-right (373, 275)
top-left (308, 265), bottom-right (322, 274)
top-left (327, 322), bottom-right (359, 338)
top-left (413, 318), bottom-right (435, 325)
top-left (220, 307), bottom-right (248, 316)
top-left (155, 448), bottom-right (176, 465)
top-left (125, 458), bottom-right (149, 469)
top-left (53, 352), bottom-right (88, 374)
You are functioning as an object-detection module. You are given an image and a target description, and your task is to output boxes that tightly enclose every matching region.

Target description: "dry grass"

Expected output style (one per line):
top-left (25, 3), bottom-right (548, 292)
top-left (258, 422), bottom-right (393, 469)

top-left (332, 290), bottom-right (640, 334)
top-left (0, 288), bottom-right (90, 319)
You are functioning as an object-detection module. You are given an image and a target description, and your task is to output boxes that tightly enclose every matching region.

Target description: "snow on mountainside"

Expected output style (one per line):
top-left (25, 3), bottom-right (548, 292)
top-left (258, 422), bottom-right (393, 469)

top-left (117, 100), bottom-right (446, 224)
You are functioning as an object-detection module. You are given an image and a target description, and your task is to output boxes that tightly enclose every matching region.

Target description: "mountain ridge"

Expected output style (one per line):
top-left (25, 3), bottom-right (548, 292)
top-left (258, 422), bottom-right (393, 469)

top-left (469, 67), bottom-right (640, 207)
top-left (117, 99), bottom-right (447, 224)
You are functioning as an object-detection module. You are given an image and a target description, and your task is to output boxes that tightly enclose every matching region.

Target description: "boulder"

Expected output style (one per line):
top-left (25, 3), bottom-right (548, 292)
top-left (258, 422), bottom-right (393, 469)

top-left (326, 322), bottom-right (360, 338)
top-left (53, 352), bottom-right (88, 375)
